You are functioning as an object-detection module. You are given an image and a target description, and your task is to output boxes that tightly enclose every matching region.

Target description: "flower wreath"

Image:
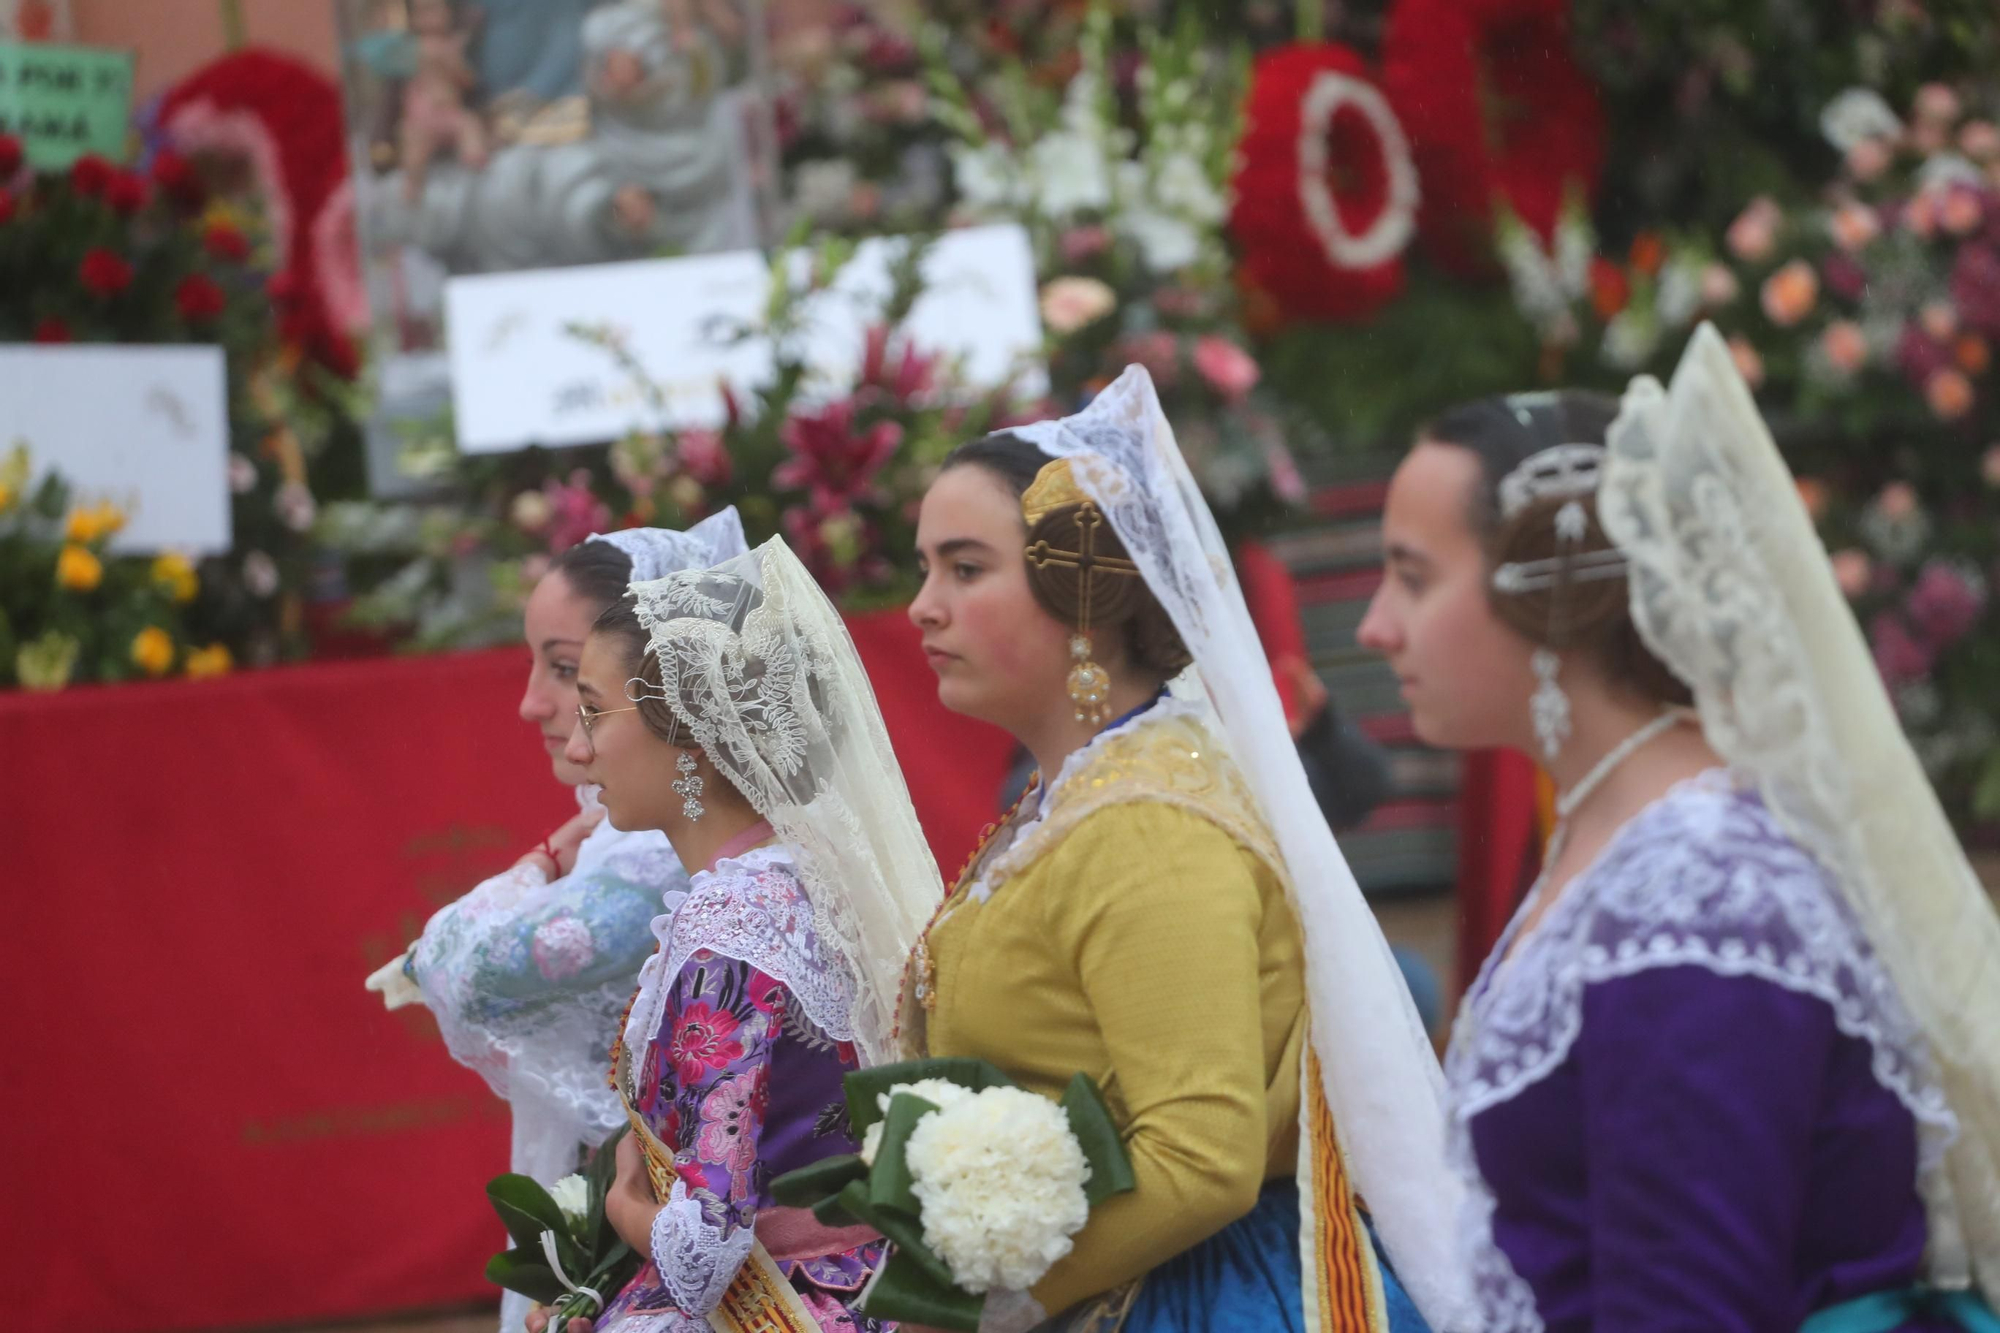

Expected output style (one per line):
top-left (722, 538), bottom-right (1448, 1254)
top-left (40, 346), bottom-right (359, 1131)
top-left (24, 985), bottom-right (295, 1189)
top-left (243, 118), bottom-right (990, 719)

top-left (1229, 42), bottom-right (1418, 324)
top-left (1380, 0), bottom-right (1604, 274)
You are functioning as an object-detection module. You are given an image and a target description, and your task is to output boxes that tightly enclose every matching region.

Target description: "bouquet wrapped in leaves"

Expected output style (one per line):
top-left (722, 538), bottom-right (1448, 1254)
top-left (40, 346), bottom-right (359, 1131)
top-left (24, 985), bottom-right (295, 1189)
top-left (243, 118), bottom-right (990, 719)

top-left (484, 1127), bottom-right (642, 1329)
top-left (772, 1058), bottom-right (1135, 1332)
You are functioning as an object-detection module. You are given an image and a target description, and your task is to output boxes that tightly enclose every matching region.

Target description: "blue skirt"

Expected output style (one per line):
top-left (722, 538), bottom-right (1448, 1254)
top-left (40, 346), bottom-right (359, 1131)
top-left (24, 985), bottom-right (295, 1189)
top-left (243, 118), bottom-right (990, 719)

top-left (1120, 1179), bottom-right (1430, 1333)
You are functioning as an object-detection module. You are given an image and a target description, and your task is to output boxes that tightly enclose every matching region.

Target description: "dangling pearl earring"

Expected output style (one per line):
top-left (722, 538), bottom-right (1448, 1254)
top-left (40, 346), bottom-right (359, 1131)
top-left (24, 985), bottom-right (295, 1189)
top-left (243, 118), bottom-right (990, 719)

top-left (673, 751), bottom-right (706, 822)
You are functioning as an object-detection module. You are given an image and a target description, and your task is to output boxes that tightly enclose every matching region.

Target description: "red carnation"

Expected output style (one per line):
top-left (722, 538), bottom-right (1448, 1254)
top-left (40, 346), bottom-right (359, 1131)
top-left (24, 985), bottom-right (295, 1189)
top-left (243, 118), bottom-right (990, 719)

top-left (1589, 257), bottom-right (1629, 319)
top-left (1230, 42), bottom-right (1418, 324)
top-left (105, 170), bottom-right (150, 216)
top-left (149, 149), bottom-right (205, 212)
top-left (175, 273), bottom-right (227, 323)
top-left (0, 188), bottom-right (13, 227)
top-left (79, 247), bottom-right (134, 299)
top-left (69, 153), bottom-right (116, 198)
top-left (203, 221), bottom-right (250, 262)
top-left (0, 134), bottom-right (21, 178)
top-left (1381, 0), bottom-right (1605, 273)
top-left (32, 316), bottom-right (72, 343)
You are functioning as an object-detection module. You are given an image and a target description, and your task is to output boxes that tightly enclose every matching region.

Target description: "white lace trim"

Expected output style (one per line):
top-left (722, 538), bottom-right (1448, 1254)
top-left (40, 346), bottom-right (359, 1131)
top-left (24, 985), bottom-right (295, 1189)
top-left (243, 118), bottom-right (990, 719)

top-left (621, 845), bottom-right (856, 1098)
top-left (1444, 771), bottom-right (1958, 1332)
top-left (964, 693), bottom-right (1209, 904)
top-left (652, 1179), bottom-right (757, 1318)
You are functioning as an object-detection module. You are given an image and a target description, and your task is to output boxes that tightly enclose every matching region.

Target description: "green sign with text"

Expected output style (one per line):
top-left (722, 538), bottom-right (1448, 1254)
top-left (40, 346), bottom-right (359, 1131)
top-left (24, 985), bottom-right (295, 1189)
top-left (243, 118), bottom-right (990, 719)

top-left (0, 41), bottom-right (133, 169)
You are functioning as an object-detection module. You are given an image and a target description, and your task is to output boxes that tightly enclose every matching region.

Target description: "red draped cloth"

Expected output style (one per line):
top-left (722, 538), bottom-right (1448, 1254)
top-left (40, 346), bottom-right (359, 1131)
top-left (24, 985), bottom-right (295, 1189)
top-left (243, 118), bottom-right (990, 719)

top-left (2, 610), bottom-right (1010, 1333)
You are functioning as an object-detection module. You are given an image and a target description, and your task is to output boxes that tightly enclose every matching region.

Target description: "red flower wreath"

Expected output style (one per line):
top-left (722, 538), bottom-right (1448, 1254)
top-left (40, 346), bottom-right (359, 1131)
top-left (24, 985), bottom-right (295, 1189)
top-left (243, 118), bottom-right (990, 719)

top-left (1229, 43), bottom-right (1418, 324)
top-left (157, 49), bottom-right (362, 377)
top-left (1380, 0), bottom-right (1604, 275)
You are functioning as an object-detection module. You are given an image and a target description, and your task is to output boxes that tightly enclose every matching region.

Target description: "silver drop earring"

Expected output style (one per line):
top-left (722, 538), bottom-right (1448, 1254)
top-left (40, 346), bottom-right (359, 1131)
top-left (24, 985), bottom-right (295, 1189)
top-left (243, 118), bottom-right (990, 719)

top-left (1529, 647), bottom-right (1571, 760)
top-left (673, 751), bottom-right (706, 822)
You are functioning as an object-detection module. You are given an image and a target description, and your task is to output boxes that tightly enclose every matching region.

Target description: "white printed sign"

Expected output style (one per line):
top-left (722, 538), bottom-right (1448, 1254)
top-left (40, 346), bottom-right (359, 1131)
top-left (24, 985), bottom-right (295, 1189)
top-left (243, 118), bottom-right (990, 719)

top-left (0, 344), bottom-right (230, 554)
top-left (446, 224), bottom-right (1047, 455)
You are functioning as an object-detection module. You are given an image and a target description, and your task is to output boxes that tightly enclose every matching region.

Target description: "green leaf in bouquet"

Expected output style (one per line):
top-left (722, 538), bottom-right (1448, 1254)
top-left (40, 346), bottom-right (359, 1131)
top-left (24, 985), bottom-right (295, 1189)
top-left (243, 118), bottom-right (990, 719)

top-left (484, 1249), bottom-right (569, 1306)
top-left (771, 1152), bottom-right (869, 1209)
top-left (854, 1245), bottom-right (986, 1332)
top-left (842, 1057), bottom-right (1015, 1135)
top-left (1060, 1071), bottom-right (1136, 1206)
top-left (832, 1180), bottom-right (953, 1289)
top-left (487, 1173), bottom-right (575, 1253)
top-left (868, 1092), bottom-right (936, 1216)
top-left (585, 1127), bottom-right (626, 1253)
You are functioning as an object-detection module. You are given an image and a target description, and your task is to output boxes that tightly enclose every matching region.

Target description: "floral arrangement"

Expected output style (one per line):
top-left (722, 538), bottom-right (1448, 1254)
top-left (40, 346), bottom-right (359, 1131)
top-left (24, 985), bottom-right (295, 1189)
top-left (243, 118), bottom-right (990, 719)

top-left (772, 1057), bottom-right (1133, 1330)
top-left (0, 133), bottom-right (363, 687)
top-left (0, 446), bottom-right (233, 688)
top-left (484, 1130), bottom-right (641, 1327)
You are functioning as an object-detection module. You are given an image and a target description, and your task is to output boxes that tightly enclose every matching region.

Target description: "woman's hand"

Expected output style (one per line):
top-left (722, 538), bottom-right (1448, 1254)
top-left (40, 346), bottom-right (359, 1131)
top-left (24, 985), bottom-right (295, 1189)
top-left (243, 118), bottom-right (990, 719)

top-left (604, 1130), bottom-right (664, 1255)
top-left (515, 806), bottom-right (606, 879)
top-left (523, 1307), bottom-right (593, 1333)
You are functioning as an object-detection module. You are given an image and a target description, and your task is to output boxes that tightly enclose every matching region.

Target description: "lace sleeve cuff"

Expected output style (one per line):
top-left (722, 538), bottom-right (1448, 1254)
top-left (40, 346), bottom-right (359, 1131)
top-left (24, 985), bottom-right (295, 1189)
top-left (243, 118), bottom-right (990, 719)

top-left (650, 1179), bottom-right (757, 1316)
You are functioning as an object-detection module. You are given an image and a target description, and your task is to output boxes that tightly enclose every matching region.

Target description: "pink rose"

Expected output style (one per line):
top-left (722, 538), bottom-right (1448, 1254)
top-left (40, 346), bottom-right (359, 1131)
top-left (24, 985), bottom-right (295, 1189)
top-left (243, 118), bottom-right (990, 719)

top-left (1761, 259), bottom-right (1820, 327)
top-left (1038, 276), bottom-right (1117, 335)
top-left (1829, 202), bottom-right (1881, 252)
top-left (1982, 443), bottom-right (2000, 488)
top-left (1191, 335), bottom-right (1261, 402)
top-left (1831, 549), bottom-right (1873, 599)
top-left (1921, 301), bottom-right (1960, 342)
top-left (1728, 335), bottom-right (1766, 389)
top-left (1961, 120), bottom-right (2000, 162)
top-left (1058, 226), bottom-right (1113, 264)
top-left (1701, 263), bottom-right (1741, 307)
top-left (1915, 83), bottom-right (1961, 126)
top-left (1726, 197), bottom-right (1782, 262)
top-left (1926, 367), bottom-right (1975, 420)
top-left (1940, 188), bottom-right (1987, 236)
top-left (1121, 331), bottom-right (1180, 387)
top-left (1870, 612), bottom-right (1934, 687)
top-left (1907, 560), bottom-right (1986, 645)
top-left (1904, 192), bottom-right (1938, 238)
top-left (1821, 320), bottom-right (1868, 375)
top-left (1876, 481), bottom-right (1920, 520)
top-left (676, 429), bottom-right (733, 486)
top-left (1847, 138), bottom-right (1893, 182)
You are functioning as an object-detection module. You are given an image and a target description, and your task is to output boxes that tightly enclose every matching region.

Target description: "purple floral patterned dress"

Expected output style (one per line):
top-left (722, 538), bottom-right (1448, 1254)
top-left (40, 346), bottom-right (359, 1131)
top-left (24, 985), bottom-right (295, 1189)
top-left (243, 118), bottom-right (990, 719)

top-left (1445, 771), bottom-right (1960, 1333)
top-left (595, 844), bottom-right (892, 1333)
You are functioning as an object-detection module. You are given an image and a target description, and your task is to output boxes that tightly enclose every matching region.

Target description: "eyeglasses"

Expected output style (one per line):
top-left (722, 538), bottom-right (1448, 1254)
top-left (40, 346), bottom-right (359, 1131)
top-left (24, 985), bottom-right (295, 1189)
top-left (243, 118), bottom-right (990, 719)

top-left (575, 702), bottom-right (639, 752)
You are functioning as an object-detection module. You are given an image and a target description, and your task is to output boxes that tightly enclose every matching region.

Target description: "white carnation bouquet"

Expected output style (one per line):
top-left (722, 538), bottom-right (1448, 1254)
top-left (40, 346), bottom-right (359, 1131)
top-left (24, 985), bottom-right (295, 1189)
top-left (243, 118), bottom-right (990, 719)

top-left (482, 1127), bottom-right (642, 1328)
top-left (772, 1058), bottom-right (1135, 1331)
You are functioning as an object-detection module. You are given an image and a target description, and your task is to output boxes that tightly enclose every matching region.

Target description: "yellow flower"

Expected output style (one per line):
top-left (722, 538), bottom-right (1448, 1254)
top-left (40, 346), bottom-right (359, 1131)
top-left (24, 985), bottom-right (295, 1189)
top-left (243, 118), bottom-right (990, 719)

top-left (151, 552), bottom-right (199, 604)
top-left (55, 544), bottom-right (103, 592)
top-left (184, 643), bottom-right (233, 679)
top-left (63, 501), bottom-right (127, 544)
top-left (16, 631), bottom-right (79, 691)
top-left (0, 481), bottom-right (13, 514)
top-left (131, 626), bottom-right (175, 677)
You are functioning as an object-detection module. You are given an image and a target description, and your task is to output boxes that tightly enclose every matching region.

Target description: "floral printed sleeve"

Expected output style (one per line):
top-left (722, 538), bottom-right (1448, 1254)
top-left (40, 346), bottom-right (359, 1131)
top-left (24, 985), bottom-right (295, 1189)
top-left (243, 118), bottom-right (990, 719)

top-left (639, 948), bottom-right (786, 1315)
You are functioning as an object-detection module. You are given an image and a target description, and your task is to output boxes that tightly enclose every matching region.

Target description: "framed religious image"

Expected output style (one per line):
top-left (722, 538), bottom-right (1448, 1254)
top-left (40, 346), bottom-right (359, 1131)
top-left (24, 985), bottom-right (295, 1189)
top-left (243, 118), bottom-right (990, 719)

top-left (332, 0), bottom-right (775, 488)
top-left (0, 0), bottom-right (69, 43)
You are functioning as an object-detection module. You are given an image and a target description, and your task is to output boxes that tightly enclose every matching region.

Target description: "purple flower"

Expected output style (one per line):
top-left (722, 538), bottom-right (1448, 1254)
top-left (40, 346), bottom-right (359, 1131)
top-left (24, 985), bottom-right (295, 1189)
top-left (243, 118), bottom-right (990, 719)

top-left (1870, 611), bottom-right (1935, 687)
top-left (1821, 252), bottom-right (1869, 302)
top-left (1952, 243), bottom-right (2000, 338)
top-left (1897, 324), bottom-right (1953, 389)
top-left (1906, 561), bottom-right (1987, 646)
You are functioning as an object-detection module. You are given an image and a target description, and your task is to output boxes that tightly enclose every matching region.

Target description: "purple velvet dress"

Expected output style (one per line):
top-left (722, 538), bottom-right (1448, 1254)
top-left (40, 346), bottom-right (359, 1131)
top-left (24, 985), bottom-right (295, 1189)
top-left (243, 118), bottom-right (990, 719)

top-left (1446, 771), bottom-right (1958, 1333)
top-left (596, 845), bottom-right (890, 1333)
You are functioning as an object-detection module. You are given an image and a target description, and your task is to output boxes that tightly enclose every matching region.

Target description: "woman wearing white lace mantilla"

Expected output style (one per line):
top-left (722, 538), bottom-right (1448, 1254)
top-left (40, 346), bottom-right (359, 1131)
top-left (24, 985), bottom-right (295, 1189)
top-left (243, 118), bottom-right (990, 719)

top-left (902, 366), bottom-right (1470, 1333)
top-left (363, 513), bottom-right (747, 1333)
top-left (1357, 325), bottom-right (2000, 1332)
top-left (543, 536), bottom-right (938, 1333)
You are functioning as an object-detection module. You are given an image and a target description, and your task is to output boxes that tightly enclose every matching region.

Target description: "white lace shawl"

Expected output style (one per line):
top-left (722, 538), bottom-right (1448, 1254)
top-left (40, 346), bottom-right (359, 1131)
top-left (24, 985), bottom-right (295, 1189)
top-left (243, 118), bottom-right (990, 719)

top-left (619, 843), bottom-right (857, 1102)
top-left (1445, 770), bottom-right (1958, 1333)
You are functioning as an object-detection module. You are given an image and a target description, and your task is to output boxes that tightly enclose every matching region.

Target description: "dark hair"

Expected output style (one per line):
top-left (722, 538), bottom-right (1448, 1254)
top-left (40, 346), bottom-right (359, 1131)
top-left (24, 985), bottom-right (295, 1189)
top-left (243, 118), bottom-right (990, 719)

top-left (941, 433), bottom-right (1192, 677)
top-left (547, 538), bottom-right (633, 616)
top-left (1421, 392), bottom-right (1691, 708)
top-left (587, 594), bottom-right (683, 744)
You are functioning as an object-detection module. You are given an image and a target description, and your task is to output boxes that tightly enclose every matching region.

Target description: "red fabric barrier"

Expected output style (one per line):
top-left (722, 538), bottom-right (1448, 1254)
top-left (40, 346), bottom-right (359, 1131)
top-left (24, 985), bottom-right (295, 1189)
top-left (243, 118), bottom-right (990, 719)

top-left (1452, 747), bottom-right (1543, 991)
top-left (3, 609), bottom-right (1010, 1333)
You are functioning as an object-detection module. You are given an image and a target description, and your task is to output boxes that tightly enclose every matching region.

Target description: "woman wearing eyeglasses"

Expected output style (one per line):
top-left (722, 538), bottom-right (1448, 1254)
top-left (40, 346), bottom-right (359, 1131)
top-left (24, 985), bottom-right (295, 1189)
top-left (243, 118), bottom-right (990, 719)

top-left (365, 512), bottom-right (748, 1333)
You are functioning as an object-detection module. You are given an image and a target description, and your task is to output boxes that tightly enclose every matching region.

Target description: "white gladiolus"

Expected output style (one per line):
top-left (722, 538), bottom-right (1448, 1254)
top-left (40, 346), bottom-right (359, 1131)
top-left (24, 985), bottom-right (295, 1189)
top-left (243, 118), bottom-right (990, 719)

top-left (1820, 88), bottom-right (1904, 153)
top-left (904, 1086), bottom-right (1092, 1293)
top-left (548, 1173), bottom-right (592, 1225)
top-left (1151, 152), bottom-right (1225, 224)
top-left (1031, 132), bottom-right (1113, 217)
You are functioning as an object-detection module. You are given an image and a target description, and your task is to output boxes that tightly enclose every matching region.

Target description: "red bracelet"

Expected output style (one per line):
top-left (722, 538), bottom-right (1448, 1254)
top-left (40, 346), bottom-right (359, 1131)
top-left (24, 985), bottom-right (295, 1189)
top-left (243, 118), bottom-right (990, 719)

top-left (540, 836), bottom-right (559, 867)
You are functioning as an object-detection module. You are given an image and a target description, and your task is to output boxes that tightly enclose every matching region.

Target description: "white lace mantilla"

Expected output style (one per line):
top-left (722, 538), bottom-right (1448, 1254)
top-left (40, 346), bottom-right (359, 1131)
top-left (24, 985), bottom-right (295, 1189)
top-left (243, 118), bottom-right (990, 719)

top-left (651, 1177), bottom-right (758, 1319)
top-left (621, 844), bottom-right (856, 1098)
top-left (1444, 770), bottom-right (1959, 1332)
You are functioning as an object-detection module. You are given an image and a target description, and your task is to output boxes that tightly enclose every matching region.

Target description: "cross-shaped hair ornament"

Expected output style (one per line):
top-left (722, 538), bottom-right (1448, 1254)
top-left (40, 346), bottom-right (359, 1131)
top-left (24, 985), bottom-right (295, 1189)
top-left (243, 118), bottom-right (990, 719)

top-left (1025, 498), bottom-right (1140, 725)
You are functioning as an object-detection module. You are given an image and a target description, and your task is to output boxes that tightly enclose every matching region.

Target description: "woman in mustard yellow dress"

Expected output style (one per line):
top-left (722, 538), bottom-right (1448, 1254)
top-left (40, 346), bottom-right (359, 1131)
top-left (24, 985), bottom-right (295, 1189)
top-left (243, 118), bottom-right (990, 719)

top-left (898, 369), bottom-right (1469, 1333)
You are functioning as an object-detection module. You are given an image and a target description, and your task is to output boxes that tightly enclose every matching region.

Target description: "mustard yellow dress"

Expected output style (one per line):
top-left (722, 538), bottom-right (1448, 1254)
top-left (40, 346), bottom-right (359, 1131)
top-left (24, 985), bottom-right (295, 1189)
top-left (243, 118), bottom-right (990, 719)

top-left (901, 699), bottom-right (1422, 1332)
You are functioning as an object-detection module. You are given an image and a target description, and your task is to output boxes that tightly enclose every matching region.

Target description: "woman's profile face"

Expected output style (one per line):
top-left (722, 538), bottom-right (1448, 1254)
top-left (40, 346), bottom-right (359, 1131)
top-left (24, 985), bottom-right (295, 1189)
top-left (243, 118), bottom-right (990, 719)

top-left (1356, 441), bottom-right (1539, 752)
top-left (520, 569), bottom-right (599, 786)
top-left (909, 463), bottom-right (1074, 737)
top-left (565, 633), bottom-right (681, 833)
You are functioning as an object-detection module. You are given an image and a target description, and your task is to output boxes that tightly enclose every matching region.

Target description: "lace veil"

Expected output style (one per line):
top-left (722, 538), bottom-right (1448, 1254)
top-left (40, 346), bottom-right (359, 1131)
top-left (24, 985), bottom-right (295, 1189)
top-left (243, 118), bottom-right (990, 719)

top-left (1010, 367), bottom-right (1474, 1330)
top-left (587, 507), bottom-right (748, 582)
top-left (627, 536), bottom-right (941, 1067)
top-left (1599, 323), bottom-right (2000, 1300)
